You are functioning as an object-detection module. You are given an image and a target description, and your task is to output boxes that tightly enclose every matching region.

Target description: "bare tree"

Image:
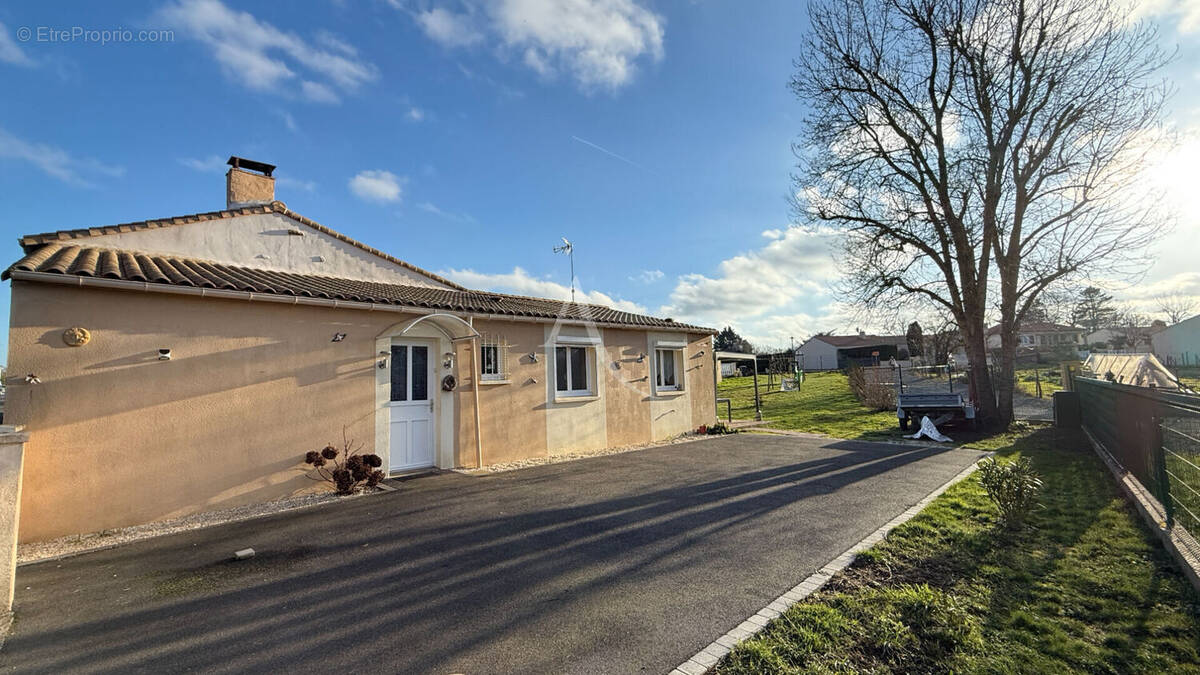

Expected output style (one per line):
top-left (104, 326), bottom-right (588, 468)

top-left (1157, 294), bottom-right (1197, 325)
top-left (792, 0), bottom-right (1170, 425)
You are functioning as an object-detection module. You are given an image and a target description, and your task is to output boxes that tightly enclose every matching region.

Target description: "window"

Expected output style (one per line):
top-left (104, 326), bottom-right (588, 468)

top-left (480, 334), bottom-right (508, 382)
top-left (390, 344), bottom-right (429, 402)
top-left (655, 347), bottom-right (683, 392)
top-left (554, 345), bottom-right (592, 396)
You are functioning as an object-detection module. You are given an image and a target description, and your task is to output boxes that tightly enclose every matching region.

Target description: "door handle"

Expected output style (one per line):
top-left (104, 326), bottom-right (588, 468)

top-left (429, 400), bottom-right (434, 413)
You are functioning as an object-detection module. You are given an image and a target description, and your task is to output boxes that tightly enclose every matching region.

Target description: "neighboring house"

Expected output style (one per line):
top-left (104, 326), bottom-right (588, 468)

top-left (3, 158), bottom-right (716, 542)
top-left (1086, 322), bottom-right (1166, 351)
top-left (985, 322), bottom-right (1084, 351)
top-left (797, 333), bottom-right (907, 371)
top-left (1152, 314), bottom-right (1200, 367)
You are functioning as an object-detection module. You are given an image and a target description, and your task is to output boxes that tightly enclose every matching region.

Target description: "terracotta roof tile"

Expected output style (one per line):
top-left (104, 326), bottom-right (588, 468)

top-left (17, 201), bottom-right (468, 291)
top-left (4, 244), bottom-right (713, 333)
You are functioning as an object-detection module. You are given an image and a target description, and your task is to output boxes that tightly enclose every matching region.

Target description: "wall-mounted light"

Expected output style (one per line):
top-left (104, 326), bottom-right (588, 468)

top-left (331, 333), bottom-right (347, 342)
top-left (636, 353), bottom-right (646, 363)
top-left (378, 350), bottom-right (389, 370)
top-left (443, 352), bottom-right (455, 369)
top-left (527, 352), bottom-right (538, 363)
top-left (158, 348), bottom-right (172, 361)
top-left (24, 373), bottom-right (41, 385)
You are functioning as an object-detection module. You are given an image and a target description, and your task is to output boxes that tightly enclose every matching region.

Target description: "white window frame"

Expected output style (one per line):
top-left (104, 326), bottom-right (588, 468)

top-left (554, 344), bottom-right (595, 397)
top-left (479, 334), bottom-right (509, 383)
top-left (652, 340), bottom-right (686, 394)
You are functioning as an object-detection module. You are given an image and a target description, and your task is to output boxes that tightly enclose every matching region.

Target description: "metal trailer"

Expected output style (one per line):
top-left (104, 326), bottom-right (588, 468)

top-left (893, 361), bottom-right (976, 430)
top-left (896, 392), bottom-right (976, 430)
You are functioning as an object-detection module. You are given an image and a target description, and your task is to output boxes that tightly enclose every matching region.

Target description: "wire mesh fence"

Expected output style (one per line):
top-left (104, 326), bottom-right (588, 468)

top-left (1077, 377), bottom-right (1200, 560)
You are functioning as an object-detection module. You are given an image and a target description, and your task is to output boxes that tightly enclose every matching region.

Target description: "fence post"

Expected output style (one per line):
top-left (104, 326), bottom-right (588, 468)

top-left (1153, 414), bottom-right (1174, 528)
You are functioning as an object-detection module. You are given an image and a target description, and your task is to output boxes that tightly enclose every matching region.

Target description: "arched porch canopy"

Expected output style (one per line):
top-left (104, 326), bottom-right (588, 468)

top-left (399, 313), bottom-right (480, 342)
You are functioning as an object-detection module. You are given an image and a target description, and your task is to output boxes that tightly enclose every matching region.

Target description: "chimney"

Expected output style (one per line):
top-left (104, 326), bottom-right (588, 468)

top-left (226, 156), bottom-right (276, 209)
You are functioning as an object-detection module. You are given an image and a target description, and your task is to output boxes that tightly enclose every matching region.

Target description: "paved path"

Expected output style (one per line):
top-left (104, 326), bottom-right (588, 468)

top-left (2, 435), bottom-right (985, 674)
top-left (1012, 391), bottom-right (1053, 421)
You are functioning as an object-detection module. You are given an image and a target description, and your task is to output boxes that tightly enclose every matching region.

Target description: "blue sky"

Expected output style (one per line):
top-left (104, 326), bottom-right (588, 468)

top-left (1, 0), bottom-right (1199, 362)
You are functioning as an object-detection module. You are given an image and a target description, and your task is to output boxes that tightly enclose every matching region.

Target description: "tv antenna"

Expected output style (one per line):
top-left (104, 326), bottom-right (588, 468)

top-left (553, 237), bottom-right (575, 303)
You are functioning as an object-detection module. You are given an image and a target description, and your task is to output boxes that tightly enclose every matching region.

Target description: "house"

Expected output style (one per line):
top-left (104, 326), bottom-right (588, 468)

top-left (797, 333), bottom-right (908, 371)
top-left (1085, 321), bottom-right (1166, 351)
top-left (985, 322), bottom-right (1084, 351)
top-left (1152, 313), bottom-right (1200, 367)
top-left (3, 158), bottom-right (717, 542)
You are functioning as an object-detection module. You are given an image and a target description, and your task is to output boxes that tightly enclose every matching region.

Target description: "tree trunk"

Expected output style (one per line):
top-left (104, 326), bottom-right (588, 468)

top-left (960, 318), bottom-right (998, 426)
top-left (996, 332), bottom-right (1017, 425)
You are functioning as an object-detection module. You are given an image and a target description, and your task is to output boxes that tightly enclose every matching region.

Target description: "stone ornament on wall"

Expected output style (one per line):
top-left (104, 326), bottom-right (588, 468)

top-left (62, 326), bottom-right (91, 347)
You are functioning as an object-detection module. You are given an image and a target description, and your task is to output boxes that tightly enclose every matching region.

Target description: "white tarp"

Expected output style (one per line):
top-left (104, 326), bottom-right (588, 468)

top-left (905, 415), bottom-right (953, 443)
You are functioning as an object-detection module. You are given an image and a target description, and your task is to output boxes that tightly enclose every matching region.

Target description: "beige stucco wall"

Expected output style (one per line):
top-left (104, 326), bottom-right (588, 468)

top-left (455, 319), bottom-right (550, 466)
top-left (6, 282), bottom-right (392, 542)
top-left (6, 281), bottom-right (714, 542)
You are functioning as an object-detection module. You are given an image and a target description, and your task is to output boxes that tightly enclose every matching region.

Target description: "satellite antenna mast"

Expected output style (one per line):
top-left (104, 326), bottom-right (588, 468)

top-left (553, 237), bottom-right (575, 303)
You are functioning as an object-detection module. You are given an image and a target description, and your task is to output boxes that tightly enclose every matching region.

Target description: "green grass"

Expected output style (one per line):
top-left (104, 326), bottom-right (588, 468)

top-left (1175, 367), bottom-right (1200, 392)
top-left (716, 427), bottom-right (1200, 674)
top-left (718, 372), bottom-right (896, 440)
top-left (716, 372), bottom-right (1019, 448)
top-left (1015, 367), bottom-right (1063, 398)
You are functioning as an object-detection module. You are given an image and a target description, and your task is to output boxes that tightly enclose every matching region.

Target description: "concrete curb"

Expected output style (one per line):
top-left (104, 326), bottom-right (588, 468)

top-left (668, 453), bottom-right (991, 675)
top-left (1082, 428), bottom-right (1200, 594)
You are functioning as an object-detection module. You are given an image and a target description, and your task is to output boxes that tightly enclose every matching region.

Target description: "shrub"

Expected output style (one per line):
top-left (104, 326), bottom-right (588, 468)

top-left (976, 457), bottom-right (1042, 528)
top-left (847, 365), bottom-right (897, 410)
top-left (706, 422), bottom-right (738, 435)
top-left (303, 429), bottom-right (385, 495)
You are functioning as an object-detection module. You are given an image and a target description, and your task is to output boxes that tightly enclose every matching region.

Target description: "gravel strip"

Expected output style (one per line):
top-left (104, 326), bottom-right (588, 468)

top-left (465, 432), bottom-right (724, 474)
top-left (18, 489), bottom-right (370, 565)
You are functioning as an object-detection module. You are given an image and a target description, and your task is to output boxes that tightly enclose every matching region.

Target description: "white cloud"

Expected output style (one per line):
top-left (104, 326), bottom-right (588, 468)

top-left (156, 0), bottom-right (378, 103)
top-left (439, 266), bottom-right (647, 313)
top-left (276, 176), bottom-right (317, 193)
top-left (406, 106), bottom-right (425, 121)
top-left (278, 109), bottom-right (300, 133)
top-left (0, 21), bottom-right (33, 66)
top-left (349, 170), bottom-right (403, 203)
top-left (315, 30), bottom-right (358, 56)
top-left (416, 7), bottom-right (484, 47)
top-left (178, 155), bottom-right (227, 172)
top-left (406, 0), bottom-right (664, 91)
top-left (490, 0), bottom-right (664, 90)
top-left (657, 227), bottom-right (853, 348)
top-left (1132, 0), bottom-right (1200, 33)
top-left (417, 201), bottom-right (475, 223)
top-left (0, 127), bottom-right (124, 187)
top-left (300, 80), bottom-right (340, 103)
top-left (630, 269), bottom-right (663, 284)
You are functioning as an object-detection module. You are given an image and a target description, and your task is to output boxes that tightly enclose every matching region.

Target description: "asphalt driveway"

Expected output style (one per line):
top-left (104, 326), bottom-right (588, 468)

top-left (2, 434), bottom-right (984, 674)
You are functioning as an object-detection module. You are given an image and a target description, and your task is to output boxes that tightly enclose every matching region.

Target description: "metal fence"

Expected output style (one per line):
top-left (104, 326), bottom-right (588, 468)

top-left (1077, 377), bottom-right (1200, 550)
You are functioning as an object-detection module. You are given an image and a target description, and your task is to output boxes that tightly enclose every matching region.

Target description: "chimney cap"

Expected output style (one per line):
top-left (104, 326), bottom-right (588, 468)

top-left (227, 156), bottom-right (275, 177)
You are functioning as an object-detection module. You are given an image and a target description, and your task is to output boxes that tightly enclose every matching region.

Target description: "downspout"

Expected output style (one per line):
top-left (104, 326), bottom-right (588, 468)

top-left (469, 316), bottom-right (483, 469)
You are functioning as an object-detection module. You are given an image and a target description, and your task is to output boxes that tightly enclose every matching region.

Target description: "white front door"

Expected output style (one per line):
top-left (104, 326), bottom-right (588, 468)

top-left (389, 341), bottom-right (435, 472)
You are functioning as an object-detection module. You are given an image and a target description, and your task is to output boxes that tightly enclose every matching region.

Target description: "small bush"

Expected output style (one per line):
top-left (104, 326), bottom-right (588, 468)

top-left (303, 429), bottom-right (385, 495)
top-left (976, 457), bottom-right (1042, 528)
top-left (706, 422), bottom-right (738, 435)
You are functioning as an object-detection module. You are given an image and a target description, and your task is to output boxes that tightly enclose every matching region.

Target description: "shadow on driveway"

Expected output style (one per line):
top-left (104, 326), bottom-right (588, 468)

top-left (3, 434), bottom-right (984, 674)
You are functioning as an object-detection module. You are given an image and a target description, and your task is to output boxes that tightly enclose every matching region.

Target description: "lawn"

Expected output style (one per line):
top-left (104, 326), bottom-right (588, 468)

top-left (1014, 366), bottom-right (1062, 398)
top-left (715, 427), bottom-right (1200, 674)
top-left (716, 372), bottom-right (1014, 447)
top-left (717, 372), bottom-right (895, 440)
top-left (1175, 366), bottom-right (1200, 392)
